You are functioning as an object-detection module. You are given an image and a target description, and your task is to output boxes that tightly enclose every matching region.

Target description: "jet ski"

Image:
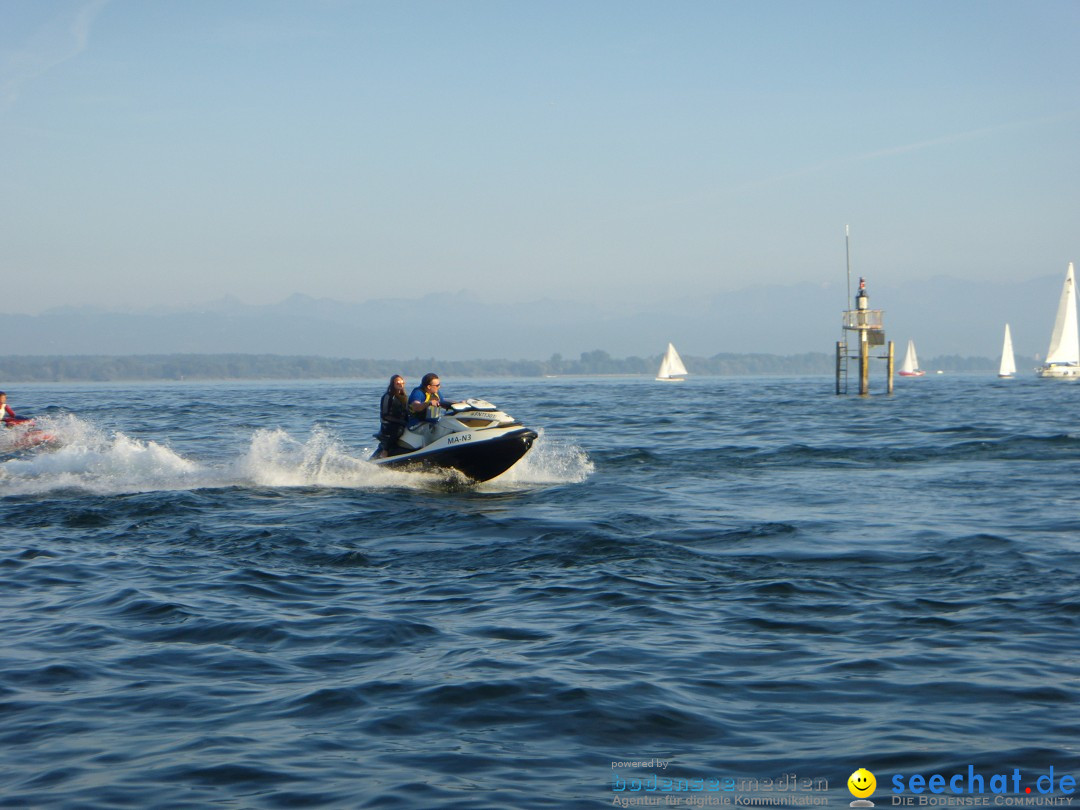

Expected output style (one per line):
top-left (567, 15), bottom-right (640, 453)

top-left (371, 398), bottom-right (537, 482)
top-left (0, 421), bottom-right (58, 455)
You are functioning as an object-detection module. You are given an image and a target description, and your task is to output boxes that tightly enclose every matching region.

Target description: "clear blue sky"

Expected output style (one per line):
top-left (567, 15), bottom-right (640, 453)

top-left (3, 0), bottom-right (1078, 315)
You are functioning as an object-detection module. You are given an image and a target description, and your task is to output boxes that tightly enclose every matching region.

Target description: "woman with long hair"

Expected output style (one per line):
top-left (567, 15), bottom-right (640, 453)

top-left (375, 375), bottom-right (408, 457)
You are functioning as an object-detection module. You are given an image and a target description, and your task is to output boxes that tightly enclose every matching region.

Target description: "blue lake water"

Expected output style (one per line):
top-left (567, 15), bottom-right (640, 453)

top-left (2, 375), bottom-right (1079, 808)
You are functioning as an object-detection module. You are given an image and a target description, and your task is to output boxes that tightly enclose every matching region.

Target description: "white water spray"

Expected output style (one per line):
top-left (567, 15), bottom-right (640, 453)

top-left (1, 417), bottom-right (591, 497)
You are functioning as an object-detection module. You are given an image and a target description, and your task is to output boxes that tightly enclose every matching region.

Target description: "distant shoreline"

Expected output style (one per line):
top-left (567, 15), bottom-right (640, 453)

top-left (0, 352), bottom-right (1006, 383)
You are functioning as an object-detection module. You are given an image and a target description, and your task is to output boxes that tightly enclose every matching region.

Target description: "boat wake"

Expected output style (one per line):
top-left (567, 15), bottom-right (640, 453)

top-left (0, 417), bottom-right (591, 497)
top-left (0, 413), bottom-right (201, 496)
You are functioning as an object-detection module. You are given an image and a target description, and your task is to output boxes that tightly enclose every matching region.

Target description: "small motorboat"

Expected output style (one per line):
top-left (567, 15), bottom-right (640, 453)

top-left (371, 398), bottom-right (537, 482)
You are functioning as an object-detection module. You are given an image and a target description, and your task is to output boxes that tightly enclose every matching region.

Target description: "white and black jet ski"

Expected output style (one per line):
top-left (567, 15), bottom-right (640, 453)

top-left (371, 398), bottom-right (537, 482)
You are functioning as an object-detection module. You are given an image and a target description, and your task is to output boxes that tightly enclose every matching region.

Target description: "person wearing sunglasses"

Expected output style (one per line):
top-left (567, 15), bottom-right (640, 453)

top-left (406, 372), bottom-right (462, 442)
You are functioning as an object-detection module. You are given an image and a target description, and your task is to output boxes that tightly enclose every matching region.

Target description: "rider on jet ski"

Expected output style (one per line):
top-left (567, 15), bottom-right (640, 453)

top-left (374, 375), bottom-right (409, 458)
top-left (0, 392), bottom-right (32, 427)
top-left (407, 373), bottom-right (462, 444)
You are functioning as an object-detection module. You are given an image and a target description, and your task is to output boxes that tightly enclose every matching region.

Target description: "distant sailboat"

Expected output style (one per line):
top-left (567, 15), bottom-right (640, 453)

top-left (655, 343), bottom-right (688, 382)
top-left (1037, 262), bottom-right (1080, 378)
top-left (898, 340), bottom-right (925, 377)
top-left (998, 324), bottom-right (1016, 378)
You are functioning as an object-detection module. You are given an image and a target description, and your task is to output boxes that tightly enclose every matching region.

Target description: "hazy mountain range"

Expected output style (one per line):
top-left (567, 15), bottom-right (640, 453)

top-left (1, 275), bottom-right (1066, 362)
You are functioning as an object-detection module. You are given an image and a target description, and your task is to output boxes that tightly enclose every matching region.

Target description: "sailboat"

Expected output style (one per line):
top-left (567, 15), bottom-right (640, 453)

top-left (897, 340), bottom-right (925, 377)
top-left (998, 324), bottom-right (1016, 378)
top-left (655, 342), bottom-right (688, 381)
top-left (1037, 262), bottom-right (1080, 378)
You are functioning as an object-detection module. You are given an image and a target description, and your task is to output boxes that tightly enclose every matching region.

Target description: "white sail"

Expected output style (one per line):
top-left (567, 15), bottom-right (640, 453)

top-left (998, 324), bottom-right (1016, 378)
top-left (900, 340), bottom-right (920, 374)
top-left (656, 343), bottom-right (688, 381)
top-left (1043, 262), bottom-right (1079, 367)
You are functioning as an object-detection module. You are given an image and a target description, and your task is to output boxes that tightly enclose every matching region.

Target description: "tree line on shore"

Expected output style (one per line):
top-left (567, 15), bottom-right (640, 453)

top-left (0, 351), bottom-right (1001, 383)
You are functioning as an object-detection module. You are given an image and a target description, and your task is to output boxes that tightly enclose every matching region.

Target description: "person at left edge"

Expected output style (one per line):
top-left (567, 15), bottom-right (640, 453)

top-left (0, 392), bottom-right (32, 427)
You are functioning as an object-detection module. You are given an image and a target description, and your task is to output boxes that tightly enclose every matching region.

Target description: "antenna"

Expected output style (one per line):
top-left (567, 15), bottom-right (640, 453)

top-left (845, 224), bottom-right (851, 308)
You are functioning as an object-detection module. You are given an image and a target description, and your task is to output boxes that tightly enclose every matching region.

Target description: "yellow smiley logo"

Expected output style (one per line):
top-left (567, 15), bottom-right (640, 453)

top-left (848, 768), bottom-right (876, 798)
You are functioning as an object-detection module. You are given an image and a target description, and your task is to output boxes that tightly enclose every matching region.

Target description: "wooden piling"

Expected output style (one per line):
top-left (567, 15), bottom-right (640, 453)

top-left (887, 341), bottom-right (894, 394)
top-left (835, 341), bottom-right (844, 395)
top-left (859, 334), bottom-right (869, 396)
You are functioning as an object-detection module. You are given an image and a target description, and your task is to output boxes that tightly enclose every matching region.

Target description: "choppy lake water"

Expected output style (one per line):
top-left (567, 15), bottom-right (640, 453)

top-left (2, 375), bottom-right (1079, 809)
